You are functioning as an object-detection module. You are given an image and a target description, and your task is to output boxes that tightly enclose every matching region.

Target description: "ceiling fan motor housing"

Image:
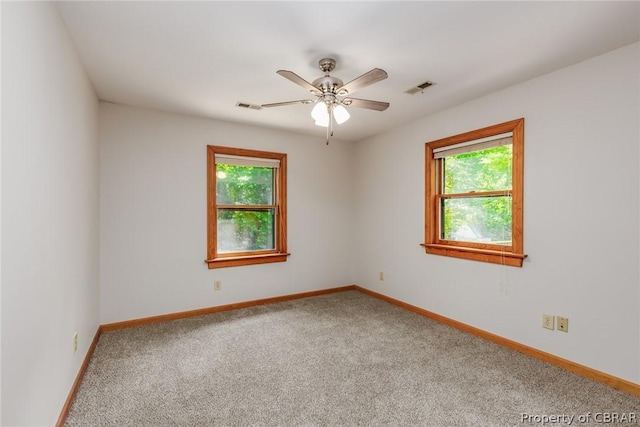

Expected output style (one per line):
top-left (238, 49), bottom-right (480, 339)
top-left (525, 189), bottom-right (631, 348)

top-left (313, 58), bottom-right (345, 100)
top-left (312, 76), bottom-right (344, 96)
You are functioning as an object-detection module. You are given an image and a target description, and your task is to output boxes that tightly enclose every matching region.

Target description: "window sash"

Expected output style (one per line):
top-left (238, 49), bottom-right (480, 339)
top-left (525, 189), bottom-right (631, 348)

top-left (215, 164), bottom-right (277, 206)
top-left (438, 193), bottom-right (513, 246)
top-left (438, 155), bottom-right (513, 196)
top-left (216, 207), bottom-right (277, 254)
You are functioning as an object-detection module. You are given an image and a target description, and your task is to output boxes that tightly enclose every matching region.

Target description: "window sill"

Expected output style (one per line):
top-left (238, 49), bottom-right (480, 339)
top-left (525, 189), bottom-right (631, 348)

top-left (421, 244), bottom-right (526, 267)
top-left (205, 252), bottom-right (290, 269)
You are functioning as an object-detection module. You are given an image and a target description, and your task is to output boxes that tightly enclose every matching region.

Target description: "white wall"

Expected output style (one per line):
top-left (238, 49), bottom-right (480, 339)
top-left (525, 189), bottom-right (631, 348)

top-left (1, 3), bottom-right (100, 426)
top-left (99, 103), bottom-right (354, 324)
top-left (352, 43), bottom-right (640, 384)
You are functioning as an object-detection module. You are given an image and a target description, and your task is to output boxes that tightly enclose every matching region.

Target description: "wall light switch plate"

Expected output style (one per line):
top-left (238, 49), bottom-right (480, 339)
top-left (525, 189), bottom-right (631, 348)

top-left (542, 314), bottom-right (554, 330)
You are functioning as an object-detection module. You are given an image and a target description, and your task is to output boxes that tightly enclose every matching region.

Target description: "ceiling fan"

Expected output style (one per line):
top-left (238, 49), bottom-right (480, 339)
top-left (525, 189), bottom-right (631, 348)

top-left (262, 58), bottom-right (390, 144)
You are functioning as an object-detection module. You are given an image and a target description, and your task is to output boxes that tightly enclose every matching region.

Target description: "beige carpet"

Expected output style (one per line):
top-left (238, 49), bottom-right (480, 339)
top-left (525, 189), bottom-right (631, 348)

top-left (65, 290), bottom-right (640, 426)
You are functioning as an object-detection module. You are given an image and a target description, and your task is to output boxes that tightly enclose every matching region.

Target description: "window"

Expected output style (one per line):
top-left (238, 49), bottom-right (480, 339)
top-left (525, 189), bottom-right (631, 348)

top-left (206, 146), bottom-right (288, 269)
top-left (423, 118), bottom-right (526, 267)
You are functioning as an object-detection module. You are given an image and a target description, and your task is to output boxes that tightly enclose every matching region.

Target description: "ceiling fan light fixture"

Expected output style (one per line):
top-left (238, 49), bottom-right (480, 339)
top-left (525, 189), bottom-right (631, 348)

top-left (311, 102), bottom-right (329, 126)
top-left (333, 104), bottom-right (350, 124)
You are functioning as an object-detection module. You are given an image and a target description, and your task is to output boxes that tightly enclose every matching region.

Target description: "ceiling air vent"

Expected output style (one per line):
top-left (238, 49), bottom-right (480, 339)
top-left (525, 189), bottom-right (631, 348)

top-left (405, 80), bottom-right (436, 95)
top-left (235, 101), bottom-right (262, 110)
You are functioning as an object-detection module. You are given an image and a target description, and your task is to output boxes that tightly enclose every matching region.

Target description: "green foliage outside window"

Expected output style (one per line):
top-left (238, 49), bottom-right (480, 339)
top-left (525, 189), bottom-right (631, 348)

top-left (442, 145), bottom-right (512, 244)
top-left (216, 164), bottom-right (275, 252)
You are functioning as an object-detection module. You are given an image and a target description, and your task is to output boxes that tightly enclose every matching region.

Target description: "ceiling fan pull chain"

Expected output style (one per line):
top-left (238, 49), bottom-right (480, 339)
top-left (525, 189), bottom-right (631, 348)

top-left (326, 116), bottom-right (330, 145)
top-left (329, 107), bottom-right (335, 145)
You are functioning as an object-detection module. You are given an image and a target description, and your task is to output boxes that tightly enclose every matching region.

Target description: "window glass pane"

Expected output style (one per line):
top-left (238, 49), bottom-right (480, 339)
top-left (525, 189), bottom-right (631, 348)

top-left (217, 209), bottom-right (275, 253)
top-left (443, 145), bottom-right (512, 194)
top-left (441, 196), bottom-right (512, 244)
top-left (216, 165), bottom-right (274, 205)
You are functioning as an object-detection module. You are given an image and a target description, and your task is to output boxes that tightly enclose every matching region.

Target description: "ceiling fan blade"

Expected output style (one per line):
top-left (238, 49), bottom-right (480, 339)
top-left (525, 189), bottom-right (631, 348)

top-left (337, 68), bottom-right (388, 95)
top-left (261, 99), bottom-right (314, 108)
top-left (341, 97), bottom-right (390, 111)
top-left (276, 70), bottom-right (320, 95)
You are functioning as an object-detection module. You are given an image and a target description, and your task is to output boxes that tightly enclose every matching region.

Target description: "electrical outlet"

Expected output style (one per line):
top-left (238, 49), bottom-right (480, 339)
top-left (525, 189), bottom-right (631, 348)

top-left (557, 316), bottom-right (569, 332)
top-left (379, 272), bottom-right (384, 281)
top-left (73, 332), bottom-right (78, 354)
top-left (542, 314), bottom-right (554, 330)
top-left (214, 280), bottom-right (222, 291)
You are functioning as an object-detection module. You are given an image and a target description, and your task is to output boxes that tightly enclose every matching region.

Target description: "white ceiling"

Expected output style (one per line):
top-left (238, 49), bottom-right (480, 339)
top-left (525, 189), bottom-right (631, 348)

top-left (56, 1), bottom-right (639, 142)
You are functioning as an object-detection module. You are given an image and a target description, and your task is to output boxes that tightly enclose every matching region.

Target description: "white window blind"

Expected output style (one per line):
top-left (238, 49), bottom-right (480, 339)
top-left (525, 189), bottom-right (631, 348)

top-left (215, 154), bottom-right (280, 168)
top-left (433, 132), bottom-right (512, 159)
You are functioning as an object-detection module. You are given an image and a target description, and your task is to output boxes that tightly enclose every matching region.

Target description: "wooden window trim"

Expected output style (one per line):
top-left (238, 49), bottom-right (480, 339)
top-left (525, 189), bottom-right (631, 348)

top-left (423, 118), bottom-right (527, 267)
top-left (206, 146), bottom-right (289, 269)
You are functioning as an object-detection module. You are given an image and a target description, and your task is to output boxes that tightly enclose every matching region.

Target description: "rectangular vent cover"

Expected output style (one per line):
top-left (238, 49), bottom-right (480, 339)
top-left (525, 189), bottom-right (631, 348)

top-left (405, 80), bottom-right (435, 95)
top-left (236, 102), bottom-right (262, 110)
